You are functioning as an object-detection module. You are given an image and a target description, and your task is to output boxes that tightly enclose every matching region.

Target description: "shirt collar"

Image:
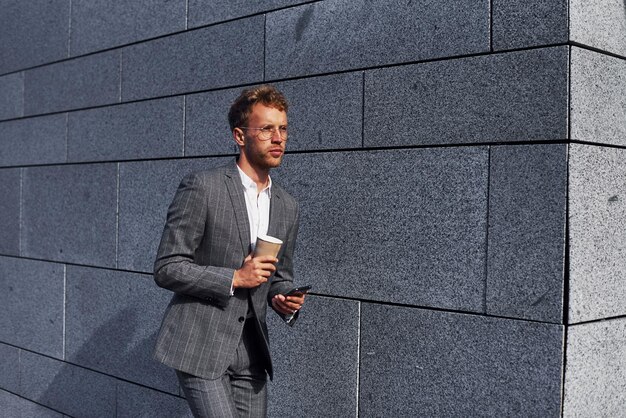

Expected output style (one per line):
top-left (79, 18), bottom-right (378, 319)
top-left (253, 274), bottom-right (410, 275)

top-left (236, 164), bottom-right (272, 197)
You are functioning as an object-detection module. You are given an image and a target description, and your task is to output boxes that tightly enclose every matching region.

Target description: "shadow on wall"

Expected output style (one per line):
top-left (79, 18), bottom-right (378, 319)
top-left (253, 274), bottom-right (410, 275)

top-left (35, 299), bottom-right (188, 416)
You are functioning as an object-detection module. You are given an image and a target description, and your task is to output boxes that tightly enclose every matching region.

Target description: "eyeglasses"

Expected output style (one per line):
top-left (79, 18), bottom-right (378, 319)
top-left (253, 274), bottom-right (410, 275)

top-left (239, 126), bottom-right (288, 141)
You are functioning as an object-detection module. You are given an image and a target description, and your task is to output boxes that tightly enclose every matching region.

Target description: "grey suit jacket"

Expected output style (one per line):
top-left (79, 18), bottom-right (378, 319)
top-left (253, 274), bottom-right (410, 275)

top-left (153, 163), bottom-right (299, 380)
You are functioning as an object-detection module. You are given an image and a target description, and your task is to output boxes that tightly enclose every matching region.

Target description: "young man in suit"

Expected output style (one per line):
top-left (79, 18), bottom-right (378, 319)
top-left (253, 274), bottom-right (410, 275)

top-left (153, 85), bottom-right (306, 417)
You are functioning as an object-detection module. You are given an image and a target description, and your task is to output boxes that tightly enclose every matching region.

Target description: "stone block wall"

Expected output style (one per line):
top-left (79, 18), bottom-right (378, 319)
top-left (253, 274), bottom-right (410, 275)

top-left (0, 1), bottom-right (624, 416)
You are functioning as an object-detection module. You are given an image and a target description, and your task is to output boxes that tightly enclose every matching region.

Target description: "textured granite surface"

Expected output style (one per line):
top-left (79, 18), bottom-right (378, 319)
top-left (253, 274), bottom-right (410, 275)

top-left (121, 17), bottom-right (264, 101)
top-left (274, 147), bottom-right (488, 312)
top-left (117, 157), bottom-right (228, 272)
top-left (0, 169), bottom-right (20, 256)
top-left (275, 73), bottom-right (363, 151)
top-left (117, 381), bottom-right (191, 417)
top-left (0, 257), bottom-right (64, 358)
top-left (19, 350), bottom-right (116, 417)
top-left (0, 389), bottom-right (63, 418)
top-left (0, 115), bottom-right (66, 167)
top-left (65, 266), bottom-right (177, 393)
top-left (487, 144), bottom-right (567, 323)
top-left (570, 0), bottom-right (626, 57)
top-left (571, 47), bottom-right (626, 147)
top-left (0, 0), bottom-right (69, 74)
top-left (185, 89), bottom-right (243, 157)
top-left (0, 343), bottom-right (20, 392)
top-left (364, 47), bottom-right (568, 147)
top-left (267, 296), bottom-right (359, 417)
top-left (68, 97), bottom-right (184, 162)
top-left (188, 0), bottom-right (310, 27)
top-left (24, 51), bottom-right (120, 116)
top-left (569, 144), bottom-right (626, 323)
top-left (492, 0), bottom-right (568, 49)
top-left (359, 304), bottom-right (563, 416)
top-left (21, 163), bottom-right (117, 267)
top-left (0, 73), bottom-right (23, 121)
top-left (563, 318), bottom-right (626, 417)
top-left (265, 0), bottom-right (490, 79)
top-left (70, 0), bottom-right (186, 56)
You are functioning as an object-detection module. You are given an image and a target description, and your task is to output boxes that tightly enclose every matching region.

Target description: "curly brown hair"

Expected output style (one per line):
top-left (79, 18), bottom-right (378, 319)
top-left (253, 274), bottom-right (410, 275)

top-left (228, 85), bottom-right (289, 131)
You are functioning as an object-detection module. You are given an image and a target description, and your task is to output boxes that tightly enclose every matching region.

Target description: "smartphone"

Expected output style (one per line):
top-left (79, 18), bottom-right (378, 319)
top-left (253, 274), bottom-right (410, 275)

top-left (285, 285), bottom-right (312, 296)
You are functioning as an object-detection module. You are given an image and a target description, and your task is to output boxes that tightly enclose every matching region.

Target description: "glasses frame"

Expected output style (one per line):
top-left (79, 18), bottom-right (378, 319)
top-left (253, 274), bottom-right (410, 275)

top-left (239, 126), bottom-right (288, 141)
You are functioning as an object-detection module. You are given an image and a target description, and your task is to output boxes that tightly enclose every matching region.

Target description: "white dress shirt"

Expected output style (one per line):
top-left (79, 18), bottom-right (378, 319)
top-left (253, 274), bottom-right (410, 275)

top-left (236, 164), bottom-right (272, 250)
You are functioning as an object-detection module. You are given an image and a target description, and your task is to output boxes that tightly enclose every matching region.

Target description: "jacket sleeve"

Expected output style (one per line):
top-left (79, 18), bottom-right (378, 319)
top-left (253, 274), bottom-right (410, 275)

top-left (268, 202), bottom-right (301, 323)
top-left (153, 173), bottom-right (234, 306)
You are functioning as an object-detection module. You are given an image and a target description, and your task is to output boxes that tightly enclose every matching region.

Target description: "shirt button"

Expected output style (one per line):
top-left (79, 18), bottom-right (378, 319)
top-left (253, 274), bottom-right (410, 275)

top-left (238, 316), bottom-right (245, 323)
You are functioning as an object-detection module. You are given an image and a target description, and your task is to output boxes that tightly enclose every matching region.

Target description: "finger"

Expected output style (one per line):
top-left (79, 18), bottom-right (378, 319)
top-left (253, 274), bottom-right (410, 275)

top-left (256, 264), bottom-right (276, 276)
top-left (272, 299), bottom-right (292, 315)
top-left (283, 301), bottom-right (301, 311)
top-left (259, 263), bottom-right (277, 272)
top-left (286, 295), bottom-right (305, 304)
top-left (256, 269), bottom-right (272, 278)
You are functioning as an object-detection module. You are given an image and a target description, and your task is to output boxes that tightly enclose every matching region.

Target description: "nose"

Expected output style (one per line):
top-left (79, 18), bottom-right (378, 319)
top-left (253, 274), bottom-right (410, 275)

top-left (270, 127), bottom-right (284, 142)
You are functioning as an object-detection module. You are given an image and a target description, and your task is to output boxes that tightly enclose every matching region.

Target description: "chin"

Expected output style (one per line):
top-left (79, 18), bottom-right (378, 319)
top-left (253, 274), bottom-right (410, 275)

top-left (266, 156), bottom-right (284, 168)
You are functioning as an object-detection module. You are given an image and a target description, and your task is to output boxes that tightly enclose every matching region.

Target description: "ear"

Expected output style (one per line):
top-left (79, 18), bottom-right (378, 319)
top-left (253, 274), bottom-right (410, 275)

top-left (232, 128), bottom-right (245, 146)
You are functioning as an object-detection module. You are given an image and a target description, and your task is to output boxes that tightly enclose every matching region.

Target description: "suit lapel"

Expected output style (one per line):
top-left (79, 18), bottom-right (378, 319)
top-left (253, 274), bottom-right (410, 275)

top-left (224, 166), bottom-right (251, 257)
top-left (267, 187), bottom-right (283, 238)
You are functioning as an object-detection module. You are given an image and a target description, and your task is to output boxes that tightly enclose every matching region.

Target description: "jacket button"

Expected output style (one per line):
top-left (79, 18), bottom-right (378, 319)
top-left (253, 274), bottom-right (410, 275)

top-left (238, 316), bottom-right (245, 323)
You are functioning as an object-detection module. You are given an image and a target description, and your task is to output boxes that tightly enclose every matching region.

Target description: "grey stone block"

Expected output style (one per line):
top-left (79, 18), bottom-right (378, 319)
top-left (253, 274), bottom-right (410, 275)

top-left (359, 304), bottom-right (563, 417)
top-left (0, 0), bottom-right (69, 74)
top-left (185, 89), bottom-right (241, 157)
top-left (563, 318), bottom-right (626, 417)
top-left (569, 144), bottom-right (626, 323)
top-left (570, 0), bottom-right (626, 57)
top-left (19, 350), bottom-right (116, 417)
top-left (24, 50), bottom-right (120, 116)
top-left (275, 73), bottom-right (362, 151)
top-left (0, 115), bottom-right (66, 167)
top-left (121, 17), bottom-right (264, 101)
top-left (185, 73), bottom-right (363, 156)
top-left (364, 47), bottom-right (568, 147)
top-left (70, 0), bottom-right (186, 56)
top-left (0, 343), bottom-right (19, 392)
top-left (492, 0), bottom-right (568, 50)
top-left (22, 163), bottom-right (117, 267)
top-left (68, 97), bottom-right (183, 163)
top-left (188, 0), bottom-right (310, 27)
top-left (267, 296), bottom-right (358, 417)
top-left (0, 73), bottom-right (23, 120)
top-left (571, 47), bottom-right (626, 147)
top-left (0, 389), bottom-right (63, 418)
top-left (117, 381), bottom-right (192, 418)
top-left (118, 157), bottom-right (229, 272)
top-left (265, 0), bottom-right (490, 79)
top-left (65, 266), bottom-right (178, 394)
top-left (487, 145), bottom-right (567, 323)
top-left (273, 147), bottom-right (488, 312)
top-left (0, 169), bottom-right (20, 256)
top-left (0, 257), bottom-right (64, 358)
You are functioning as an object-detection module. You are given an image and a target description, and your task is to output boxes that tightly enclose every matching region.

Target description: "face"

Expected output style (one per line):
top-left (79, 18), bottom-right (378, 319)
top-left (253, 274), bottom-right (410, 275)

top-left (235, 103), bottom-right (288, 172)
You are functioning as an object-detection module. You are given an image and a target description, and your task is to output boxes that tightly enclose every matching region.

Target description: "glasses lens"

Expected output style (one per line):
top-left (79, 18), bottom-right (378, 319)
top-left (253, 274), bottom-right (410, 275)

top-left (259, 127), bottom-right (288, 141)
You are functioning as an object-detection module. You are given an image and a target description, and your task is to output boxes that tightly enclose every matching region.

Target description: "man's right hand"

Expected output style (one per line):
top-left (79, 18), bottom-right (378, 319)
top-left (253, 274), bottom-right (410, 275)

top-left (232, 254), bottom-right (278, 288)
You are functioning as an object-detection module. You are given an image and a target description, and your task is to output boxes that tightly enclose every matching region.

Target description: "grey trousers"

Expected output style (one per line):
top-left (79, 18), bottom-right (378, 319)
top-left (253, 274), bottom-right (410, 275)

top-left (177, 319), bottom-right (269, 418)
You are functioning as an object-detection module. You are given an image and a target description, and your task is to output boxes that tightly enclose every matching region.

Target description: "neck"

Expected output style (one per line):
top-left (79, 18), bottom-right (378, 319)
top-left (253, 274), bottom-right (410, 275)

top-left (236, 158), bottom-right (270, 192)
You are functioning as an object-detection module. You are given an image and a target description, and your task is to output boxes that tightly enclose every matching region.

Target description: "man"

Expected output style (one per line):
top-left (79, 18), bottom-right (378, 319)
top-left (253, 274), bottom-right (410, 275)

top-left (153, 85), bottom-right (306, 417)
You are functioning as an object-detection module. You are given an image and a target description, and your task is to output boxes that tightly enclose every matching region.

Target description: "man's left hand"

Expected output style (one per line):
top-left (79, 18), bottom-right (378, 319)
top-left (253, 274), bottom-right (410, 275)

top-left (272, 292), bottom-right (306, 316)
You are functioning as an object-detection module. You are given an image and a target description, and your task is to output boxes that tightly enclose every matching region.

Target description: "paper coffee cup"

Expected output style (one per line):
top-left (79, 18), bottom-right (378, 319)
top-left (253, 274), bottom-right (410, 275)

top-left (254, 235), bottom-right (283, 258)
